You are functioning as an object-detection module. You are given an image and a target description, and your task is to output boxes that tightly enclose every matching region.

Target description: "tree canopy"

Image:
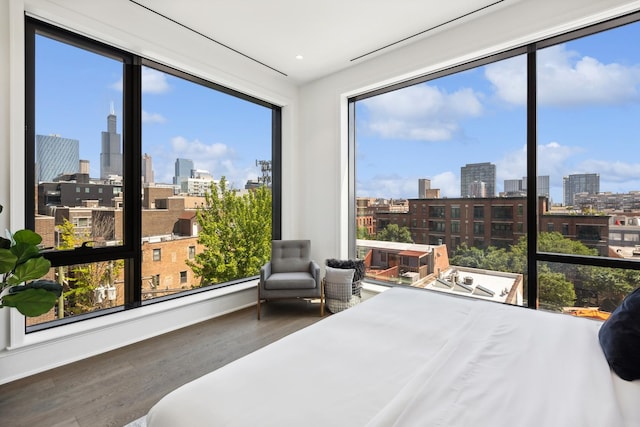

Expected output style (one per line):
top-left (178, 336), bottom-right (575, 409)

top-left (377, 224), bottom-right (413, 243)
top-left (187, 177), bottom-right (272, 285)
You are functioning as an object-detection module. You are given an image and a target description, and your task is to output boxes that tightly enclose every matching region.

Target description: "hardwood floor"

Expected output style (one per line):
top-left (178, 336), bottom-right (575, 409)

top-left (0, 300), bottom-right (325, 427)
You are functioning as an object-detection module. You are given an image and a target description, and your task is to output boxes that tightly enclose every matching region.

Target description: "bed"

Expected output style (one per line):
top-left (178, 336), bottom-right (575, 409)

top-left (146, 287), bottom-right (640, 427)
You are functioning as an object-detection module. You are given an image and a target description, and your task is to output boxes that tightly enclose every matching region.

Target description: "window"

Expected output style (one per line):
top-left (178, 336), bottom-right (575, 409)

top-left (451, 206), bottom-right (460, 219)
top-left (473, 222), bottom-right (485, 235)
top-left (429, 206), bottom-right (445, 218)
top-left (473, 206), bottom-right (485, 220)
top-left (451, 221), bottom-right (460, 233)
top-left (180, 271), bottom-right (188, 284)
top-left (492, 206), bottom-right (513, 220)
top-left (25, 18), bottom-right (281, 330)
top-left (351, 11), bottom-right (640, 313)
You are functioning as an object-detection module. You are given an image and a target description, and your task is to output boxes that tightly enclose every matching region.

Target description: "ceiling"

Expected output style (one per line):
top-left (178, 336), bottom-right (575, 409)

top-left (131, 0), bottom-right (516, 83)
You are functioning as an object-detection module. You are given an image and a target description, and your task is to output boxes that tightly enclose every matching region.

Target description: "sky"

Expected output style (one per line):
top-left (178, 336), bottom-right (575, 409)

top-left (35, 20), bottom-right (640, 203)
top-left (355, 21), bottom-right (640, 204)
top-left (35, 35), bottom-right (272, 190)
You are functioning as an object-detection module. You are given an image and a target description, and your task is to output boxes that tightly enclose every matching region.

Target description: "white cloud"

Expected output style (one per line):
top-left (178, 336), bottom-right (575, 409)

top-left (496, 141), bottom-right (581, 182)
top-left (142, 67), bottom-right (170, 94)
top-left (485, 44), bottom-right (640, 106)
top-left (149, 136), bottom-right (259, 189)
top-left (357, 170), bottom-right (459, 199)
top-left (431, 171), bottom-right (459, 198)
top-left (141, 110), bottom-right (166, 124)
top-left (361, 84), bottom-right (483, 141)
top-left (110, 67), bottom-right (170, 94)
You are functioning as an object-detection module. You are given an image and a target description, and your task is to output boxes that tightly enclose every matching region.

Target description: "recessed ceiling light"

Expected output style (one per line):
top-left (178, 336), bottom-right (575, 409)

top-left (295, 55), bottom-right (304, 60)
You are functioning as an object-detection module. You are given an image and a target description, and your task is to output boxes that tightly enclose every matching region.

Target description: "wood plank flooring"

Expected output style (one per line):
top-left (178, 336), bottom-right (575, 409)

top-left (0, 300), bottom-right (325, 427)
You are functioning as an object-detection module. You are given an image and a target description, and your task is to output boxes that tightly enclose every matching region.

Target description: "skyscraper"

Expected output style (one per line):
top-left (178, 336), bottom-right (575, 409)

top-left (461, 162), bottom-right (496, 197)
top-left (36, 134), bottom-right (79, 182)
top-left (174, 158), bottom-right (194, 188)
top-left (563, 173), bottom-right (600, 206)
top-left (142, 153), bottom-right (154, 184)
top-left (100, 105), bottom-right (122, 179)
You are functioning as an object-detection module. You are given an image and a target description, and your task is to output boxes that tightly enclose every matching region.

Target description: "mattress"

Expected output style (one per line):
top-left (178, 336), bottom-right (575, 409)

top-left (146, 287), bottom-right (640, 427)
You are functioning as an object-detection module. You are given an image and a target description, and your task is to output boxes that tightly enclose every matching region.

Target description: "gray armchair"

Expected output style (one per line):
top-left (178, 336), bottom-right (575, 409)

top-left (258, 240), bottom-right (323, 319)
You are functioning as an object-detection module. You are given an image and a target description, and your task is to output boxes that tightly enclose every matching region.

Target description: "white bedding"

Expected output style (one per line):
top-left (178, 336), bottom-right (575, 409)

top-left (146, 287), bottom-right (640, 427)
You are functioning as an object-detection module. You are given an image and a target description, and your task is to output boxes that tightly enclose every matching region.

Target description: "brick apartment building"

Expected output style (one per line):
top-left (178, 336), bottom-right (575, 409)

top-left (370, 196), bottom-right (610, 256)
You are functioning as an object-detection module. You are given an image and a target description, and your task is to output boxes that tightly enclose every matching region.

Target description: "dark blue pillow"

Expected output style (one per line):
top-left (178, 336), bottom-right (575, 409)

top-left (598, 287), bottom-right (640, 381)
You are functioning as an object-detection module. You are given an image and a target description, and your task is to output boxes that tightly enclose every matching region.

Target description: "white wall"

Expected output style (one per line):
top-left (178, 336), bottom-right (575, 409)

top-left (296, 0), bottom-right (640, 274)
top-left (1, 0), bottom-right (639, 384)
top-left (0, 0), bottom-right (299, 384)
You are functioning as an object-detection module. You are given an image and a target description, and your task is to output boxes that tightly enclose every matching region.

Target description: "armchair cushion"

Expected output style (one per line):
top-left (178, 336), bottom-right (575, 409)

top-left (271, 240), bottom-right (311, 273)
top-left (264, 272), bottom-right (317, 290)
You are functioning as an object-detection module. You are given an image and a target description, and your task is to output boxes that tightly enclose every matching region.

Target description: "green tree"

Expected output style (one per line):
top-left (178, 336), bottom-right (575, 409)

top-left (187, 177), bottom-right (272, 285)
top-left (538, 270), bottom-right (576, 310)
top-left (376, 224), bottom-right (412, 243)
top-left (57, 218), bottom-right (122, 314)
top-left (356, 226), bottom-right (373, 240)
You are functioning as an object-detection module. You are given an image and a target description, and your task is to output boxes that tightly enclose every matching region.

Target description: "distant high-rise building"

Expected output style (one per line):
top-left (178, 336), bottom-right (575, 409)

top-left (36, 134), bottom-right (79, 182)
top-left (563, 173), bottom-right (600, 206)
top-left (461, 162), bottom-right (496, 197)
top-left (469, 180), bottom-right (487, 198)
top-left (418, 179), bottom-right (431, 198)
top-left (174, 158), bottom-right (194, 189)
top-left (504, 176), bottom-right (550, 199)
top-left (504, 179), bottom-right (523, 194)
top-left (142, 153), bottom-right (154, 184)
top-left (100, 106), bottom-right (123, 179)
top-left (522, 175), bottom-right (550, 199)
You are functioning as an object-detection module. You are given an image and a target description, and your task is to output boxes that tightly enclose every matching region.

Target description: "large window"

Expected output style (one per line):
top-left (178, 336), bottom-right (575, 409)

top-left (351, 11), bottom-right (640, 314)
top-left (25, 18), bottom-right (280, 330)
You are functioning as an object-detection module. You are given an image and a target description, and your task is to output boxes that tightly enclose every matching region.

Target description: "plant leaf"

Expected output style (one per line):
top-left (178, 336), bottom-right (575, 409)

top-left (7, 257), bottom-right (52, 285)
top-left (1, 288), bottom-right (59, 316)
top-left (11, 242), bottom-right (41, 266)
top-left (0, 248), bottom-right (18, 274)
top-left (12, 229), bottom-right (42, 246)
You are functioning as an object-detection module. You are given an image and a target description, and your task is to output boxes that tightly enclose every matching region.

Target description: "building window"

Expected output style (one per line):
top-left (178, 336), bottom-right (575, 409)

top-left (188, 246), bottom-right (196, 259)
top-left (492, 206), bottom-right (513, 220)
top-left (153, 249), bottom-right (161, 261)
top-left (473, 206), bottom-right (484, 219)
top-left (547, 223), bottom-right (555, 232)
top-left (25, 17), bottom-right (281, 330)
top-left (351, 12), bottom-right (640, 312)
top-left (451, 221), bottom-right (460, 233)
top-left (180, 271), bottom-right (188, 284)
top-left (473, 222), bottom-right (485, 235)
top-left (428, 206), bottom-right (445, 218)
top-left (451, 206), bottom-right (460, 219)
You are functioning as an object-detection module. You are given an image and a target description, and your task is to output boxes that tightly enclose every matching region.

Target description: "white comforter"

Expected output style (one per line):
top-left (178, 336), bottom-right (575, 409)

top-left (146, 287), bottom-right (640, 427)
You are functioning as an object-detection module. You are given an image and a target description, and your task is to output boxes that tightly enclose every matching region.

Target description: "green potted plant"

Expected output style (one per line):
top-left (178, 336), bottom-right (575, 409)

top-left (0, 204), bottom-right (62, 317)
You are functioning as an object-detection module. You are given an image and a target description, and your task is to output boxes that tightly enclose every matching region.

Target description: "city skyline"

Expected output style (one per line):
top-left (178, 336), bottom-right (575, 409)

top-left (34, 34), bottom-right (272, 191)
top-left (355, 21), bottom-right (640, 203)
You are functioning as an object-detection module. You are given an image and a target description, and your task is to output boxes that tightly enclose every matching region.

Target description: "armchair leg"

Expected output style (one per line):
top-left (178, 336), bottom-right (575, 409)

top-left (320, 281), bottom-right (325, 317)
top-left (257, 289), bottom-right (261, 320)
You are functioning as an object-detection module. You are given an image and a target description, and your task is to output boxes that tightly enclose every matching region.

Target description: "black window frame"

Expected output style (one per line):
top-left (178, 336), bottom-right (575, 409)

top-left (348, 10), bottom-right (640, 309)
top-left (24, 17), bottom-right (282, 332)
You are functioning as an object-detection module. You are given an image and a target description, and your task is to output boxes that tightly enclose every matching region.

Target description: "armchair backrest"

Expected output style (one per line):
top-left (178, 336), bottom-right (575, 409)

top-left (271, 240), bottom-right (311, 273)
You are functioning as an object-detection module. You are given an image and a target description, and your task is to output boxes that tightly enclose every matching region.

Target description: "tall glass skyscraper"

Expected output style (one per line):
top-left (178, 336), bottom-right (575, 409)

top-left (36, 134), bottom-right (79, 182)
top-left (100, 107), bottom-right (123, 179)
top-left (174, 158), bottom-right (194, 187)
